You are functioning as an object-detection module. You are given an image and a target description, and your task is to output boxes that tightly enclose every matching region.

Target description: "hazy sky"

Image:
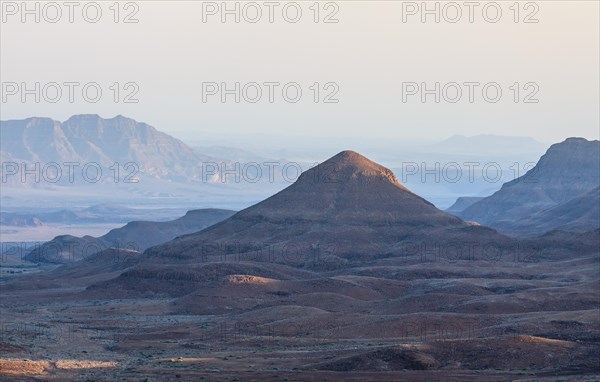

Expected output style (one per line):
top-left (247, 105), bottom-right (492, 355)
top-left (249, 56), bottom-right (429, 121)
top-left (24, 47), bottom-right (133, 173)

top-left (1, 1), bottom-right (598, 147)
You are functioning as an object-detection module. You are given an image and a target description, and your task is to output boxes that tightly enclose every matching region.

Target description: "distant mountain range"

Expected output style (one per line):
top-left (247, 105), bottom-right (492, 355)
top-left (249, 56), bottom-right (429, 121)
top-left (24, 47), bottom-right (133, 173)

top-left (0, 115), bottom-right (299, 187)
top-left (454, 138), bottom-right (600, 235)
top-left (382, 134), bottom-right (549, 208)
top-left (25, 208), bottom-right (235, 263)
top-left (1, 115), bottom-right (555, 210)
top-left (1, 204), bottom-right (188, 227)
top-left (0, 115), bottom-right (215, 185)
top-left (429, 134), bottom-right (547, 155)
top-left (193, 145), bottom-right (282, 165)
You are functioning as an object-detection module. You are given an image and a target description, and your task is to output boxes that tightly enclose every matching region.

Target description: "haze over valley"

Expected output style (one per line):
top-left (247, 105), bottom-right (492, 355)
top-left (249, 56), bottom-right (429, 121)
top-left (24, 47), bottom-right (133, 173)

top-left (1, 115), bottom-right (553, 242)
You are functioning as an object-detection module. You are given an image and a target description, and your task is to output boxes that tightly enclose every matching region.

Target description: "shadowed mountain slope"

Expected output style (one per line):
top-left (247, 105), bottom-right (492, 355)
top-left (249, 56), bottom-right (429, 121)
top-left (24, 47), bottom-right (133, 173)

top-left (509, 187), bottom-right (600, 235)
top-left (458, 138), bottom-right (600, 233)
top-left (446, 197), bottom-right (485, 215)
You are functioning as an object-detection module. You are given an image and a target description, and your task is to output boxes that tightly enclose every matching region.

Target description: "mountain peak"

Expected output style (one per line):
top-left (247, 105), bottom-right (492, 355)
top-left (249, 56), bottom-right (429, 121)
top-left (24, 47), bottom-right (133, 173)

top-left (1, 114), bottom-right (201, 183)
top-left (300, 150), bottom-right (404, 189)
top-left (63, 114), bottom-right (102, 123)
top-left (331, 149), bottom-right (363, 160)
top-left (539, 137), bottom-right (599, 164)
top-left (327, 150), bottom-right (387, 170)
top-left (555, 137), bottom-right (599, 147)
top-left (213, 150), bottom-right (461, 229)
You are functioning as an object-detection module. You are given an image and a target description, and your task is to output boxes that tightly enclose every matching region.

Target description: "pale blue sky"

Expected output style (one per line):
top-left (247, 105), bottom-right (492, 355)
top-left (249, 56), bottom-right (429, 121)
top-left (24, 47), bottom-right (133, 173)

top-left (1, 1), bottom-right (598, 147)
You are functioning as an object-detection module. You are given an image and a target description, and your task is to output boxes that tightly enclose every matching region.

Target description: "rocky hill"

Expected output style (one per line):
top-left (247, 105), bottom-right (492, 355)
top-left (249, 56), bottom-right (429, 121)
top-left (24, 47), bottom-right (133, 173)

top-left (24, 208), bottom-right (235, 263)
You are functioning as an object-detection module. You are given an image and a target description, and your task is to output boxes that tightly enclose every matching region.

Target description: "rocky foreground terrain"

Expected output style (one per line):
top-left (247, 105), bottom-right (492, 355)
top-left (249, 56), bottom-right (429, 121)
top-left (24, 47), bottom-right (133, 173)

top-left (0, 151), bottom-right (598, 381)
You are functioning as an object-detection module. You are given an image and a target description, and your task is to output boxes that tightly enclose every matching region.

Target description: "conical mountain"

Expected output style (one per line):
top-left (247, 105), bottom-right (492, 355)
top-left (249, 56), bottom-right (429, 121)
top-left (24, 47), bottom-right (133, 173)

top-left (230, 150), bottom-right (461, 224)
top-left (144, 151), bottom-right (483, 264)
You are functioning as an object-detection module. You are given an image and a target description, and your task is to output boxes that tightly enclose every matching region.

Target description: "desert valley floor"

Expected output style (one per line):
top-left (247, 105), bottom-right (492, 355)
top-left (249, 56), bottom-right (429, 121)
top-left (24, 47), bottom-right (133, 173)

top-left (1, 241), bottom-right (599, 381)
